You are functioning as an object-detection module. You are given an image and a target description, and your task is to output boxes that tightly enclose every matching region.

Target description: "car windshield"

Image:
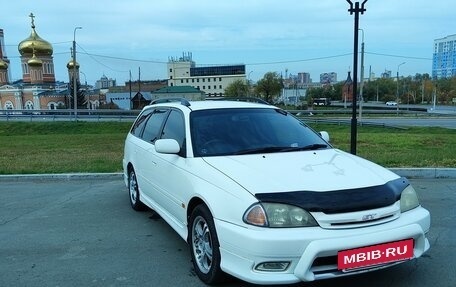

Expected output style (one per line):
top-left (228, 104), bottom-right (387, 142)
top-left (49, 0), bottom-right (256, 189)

top-left (190, 108), bottom-right (330, 157)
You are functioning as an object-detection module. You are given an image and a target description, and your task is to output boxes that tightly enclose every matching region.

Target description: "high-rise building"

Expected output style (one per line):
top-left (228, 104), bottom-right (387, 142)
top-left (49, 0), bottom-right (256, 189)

top-left (319, 72), bottom-right (337, 84)
top-left (432, 34), bottom-right (456, 79)
top-left (95, 74), bottom-right (116, 89)
top-left (297, 72), bottom-right (311, 84)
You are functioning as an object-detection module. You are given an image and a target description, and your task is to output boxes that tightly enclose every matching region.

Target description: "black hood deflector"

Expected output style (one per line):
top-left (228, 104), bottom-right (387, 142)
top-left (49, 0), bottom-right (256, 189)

top-left (255, 177), bottom-right (409, 214)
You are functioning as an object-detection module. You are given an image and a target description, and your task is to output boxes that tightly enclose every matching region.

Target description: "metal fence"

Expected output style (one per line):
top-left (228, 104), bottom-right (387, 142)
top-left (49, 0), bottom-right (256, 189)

top-left (0, 109), bottom-right (140, 122)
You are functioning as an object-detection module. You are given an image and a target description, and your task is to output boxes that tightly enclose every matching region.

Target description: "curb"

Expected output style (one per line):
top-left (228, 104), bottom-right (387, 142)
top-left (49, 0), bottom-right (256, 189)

top-left (389, 168), bottom-right (456, 179)
top-left (0, 173), bottom-right (123, 182)
top-left (0, 169), bottom-right (455, 182)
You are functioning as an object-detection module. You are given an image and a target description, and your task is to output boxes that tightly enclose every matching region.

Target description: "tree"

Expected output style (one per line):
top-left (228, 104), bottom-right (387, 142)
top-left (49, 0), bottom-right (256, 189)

top-left (224, 79), bottom-right (250, 97)
top-left (68, 82), bottom-right (86, 109)
top-left (306, 83), bottom-right (343, 105)
top-left (362, 78), bottom-right (396, 102)
top-left (255, 72), bottom-right (283, 103)
top-left (436, 77), bottom-right (456, 104)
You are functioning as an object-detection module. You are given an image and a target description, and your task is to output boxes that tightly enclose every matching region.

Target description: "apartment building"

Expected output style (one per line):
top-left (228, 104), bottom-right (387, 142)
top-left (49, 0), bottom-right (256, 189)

top-left (432, 34), bottom-right (456, 79)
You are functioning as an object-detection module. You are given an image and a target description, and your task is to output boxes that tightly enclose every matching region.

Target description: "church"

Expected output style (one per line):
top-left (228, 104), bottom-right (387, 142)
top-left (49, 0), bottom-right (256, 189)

top-left (0, 13), bottom-right (104, 111)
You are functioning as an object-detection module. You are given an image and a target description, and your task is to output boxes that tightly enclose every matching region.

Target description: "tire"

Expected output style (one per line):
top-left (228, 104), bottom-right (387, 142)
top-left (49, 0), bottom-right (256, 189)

top-left (128, 168), bottom-right (146, 211)
top-left (189, 204), bottom-right (225, 284)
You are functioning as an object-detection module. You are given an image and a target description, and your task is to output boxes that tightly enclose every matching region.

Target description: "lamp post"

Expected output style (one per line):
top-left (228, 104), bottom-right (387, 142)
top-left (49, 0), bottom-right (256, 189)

top-left (358, 28), bottom-right (365, 123)
top-left (247, 71), bottom-right (253, 97)
top-left (79, 71), bottom-right (87, 86)
top-left (346, 0), bottom-right (367, 155)
top-left (73, 26), bottom-right (82, 121)
top-left (396, 62), bottom-right (405, 115)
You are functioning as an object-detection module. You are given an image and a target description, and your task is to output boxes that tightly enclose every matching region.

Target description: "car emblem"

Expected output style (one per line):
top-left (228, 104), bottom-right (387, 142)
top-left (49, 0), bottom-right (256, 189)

top-left (362, 213), bottom-right (377, 221)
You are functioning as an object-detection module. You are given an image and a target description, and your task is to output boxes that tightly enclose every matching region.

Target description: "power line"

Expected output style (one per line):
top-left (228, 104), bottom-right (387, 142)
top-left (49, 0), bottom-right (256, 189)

top-left (79, 50), bottom-right (168, 64)
top-left (246, 53), bottom-right (353, 66)
top-left (3, 43), bottom-right (433, 66)
top-left (365, 52), bottom-right (432, 61)
top-left (76, 44), bottom-right (130, 73)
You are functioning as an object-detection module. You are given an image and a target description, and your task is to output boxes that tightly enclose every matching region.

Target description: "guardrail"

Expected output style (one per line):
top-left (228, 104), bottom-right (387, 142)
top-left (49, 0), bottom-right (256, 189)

top-left (299, 118), bottom-right (408, 129)
top-left (0, 107), bottom-right (453, 122)
top-left (0, 109), bottom-right (140, 122)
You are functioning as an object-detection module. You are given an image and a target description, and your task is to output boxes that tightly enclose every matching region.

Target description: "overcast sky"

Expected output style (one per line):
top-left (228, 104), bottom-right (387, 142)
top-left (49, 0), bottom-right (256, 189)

top-left (2, 0), bottom-right (455, 86)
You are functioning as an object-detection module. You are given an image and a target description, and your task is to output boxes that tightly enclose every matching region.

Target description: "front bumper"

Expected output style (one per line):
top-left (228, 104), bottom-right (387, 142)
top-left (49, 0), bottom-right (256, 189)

top-left (215, 206), bottom-right (430, 285)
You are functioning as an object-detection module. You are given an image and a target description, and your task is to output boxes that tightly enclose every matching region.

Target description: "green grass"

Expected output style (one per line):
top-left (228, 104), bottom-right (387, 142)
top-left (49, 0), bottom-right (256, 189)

top-left (0, 121), bottom-right (455, 174)
top-left (0, 122), bottom-right (132, 174)
top-left (309, 123), bottom-right (456, 168)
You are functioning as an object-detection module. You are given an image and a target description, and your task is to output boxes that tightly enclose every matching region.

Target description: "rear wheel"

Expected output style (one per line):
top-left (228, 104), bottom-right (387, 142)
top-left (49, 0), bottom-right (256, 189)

top-left (128, 168), bottom-right (146, 211)
top-left (189, 204), bottom-right (225, 284)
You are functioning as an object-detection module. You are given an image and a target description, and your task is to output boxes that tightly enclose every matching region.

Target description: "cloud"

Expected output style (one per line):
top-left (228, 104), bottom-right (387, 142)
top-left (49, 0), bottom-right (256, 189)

top-left (2, 0), bottom-right (455, 84)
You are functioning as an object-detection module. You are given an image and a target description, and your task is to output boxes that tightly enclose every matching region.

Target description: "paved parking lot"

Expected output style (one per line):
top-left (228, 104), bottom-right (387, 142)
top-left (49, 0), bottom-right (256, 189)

top-left (1, 177), bottom-right (455, 286)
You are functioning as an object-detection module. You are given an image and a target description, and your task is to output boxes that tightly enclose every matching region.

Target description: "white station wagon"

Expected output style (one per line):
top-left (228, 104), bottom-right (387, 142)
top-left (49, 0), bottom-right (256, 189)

top-left (123, 99), bottom-right (430, 285)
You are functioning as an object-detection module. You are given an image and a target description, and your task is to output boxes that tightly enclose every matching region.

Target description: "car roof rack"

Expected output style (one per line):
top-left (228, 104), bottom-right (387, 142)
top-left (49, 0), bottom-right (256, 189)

top-left (207, 97), bottom-right (270, 105)
top-left (150, 97), bottom-right (191, 107)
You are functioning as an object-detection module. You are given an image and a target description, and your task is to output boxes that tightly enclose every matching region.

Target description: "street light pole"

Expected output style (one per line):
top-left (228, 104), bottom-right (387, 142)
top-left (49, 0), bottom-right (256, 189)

top-left (80, 71), bottom-right (87, 86)
top-left (347, 0), bottom-right (367, 155)
top-left (359, 28), bottom-right (365, 123)
top-left (396, 62), bottom-right (405, 115)
top-left (73, 27), bottom-right (82, 121)
top-left (247, 71), bottom-right (253, 97)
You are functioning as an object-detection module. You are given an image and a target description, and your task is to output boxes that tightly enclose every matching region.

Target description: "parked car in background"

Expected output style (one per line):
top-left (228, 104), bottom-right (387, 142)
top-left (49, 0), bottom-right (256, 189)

top-left (386, 101), bottom-right (398, 106)
top-left (123, 98), bottom-right (430, 285)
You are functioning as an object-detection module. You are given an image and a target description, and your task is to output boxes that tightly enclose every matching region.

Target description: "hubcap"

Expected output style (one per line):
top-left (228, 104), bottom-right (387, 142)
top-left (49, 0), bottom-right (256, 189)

top-left (192, 216), bottom-right (213, 274)
top-left (129, 172), bottom-right (137, 204)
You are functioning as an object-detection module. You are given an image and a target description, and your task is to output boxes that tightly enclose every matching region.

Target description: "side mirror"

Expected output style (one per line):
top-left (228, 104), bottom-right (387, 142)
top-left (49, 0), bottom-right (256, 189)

top-left (319, 131), bottom-right (330, 142)
top-left (155, 139), bottom-right (180, 154)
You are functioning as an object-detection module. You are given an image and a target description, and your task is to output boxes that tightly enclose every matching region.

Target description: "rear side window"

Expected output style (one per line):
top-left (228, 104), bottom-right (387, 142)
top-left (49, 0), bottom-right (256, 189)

top-left (131, 109), bottom-right (152, 137)
top-left (142, 109), bottom-right (169, 143)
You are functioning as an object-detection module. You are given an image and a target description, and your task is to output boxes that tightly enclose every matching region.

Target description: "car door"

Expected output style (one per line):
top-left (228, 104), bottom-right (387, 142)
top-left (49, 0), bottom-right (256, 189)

top-left (134, 108), bottom-right (170, 207)
top-left (149, 109), bottom-right (190, 228)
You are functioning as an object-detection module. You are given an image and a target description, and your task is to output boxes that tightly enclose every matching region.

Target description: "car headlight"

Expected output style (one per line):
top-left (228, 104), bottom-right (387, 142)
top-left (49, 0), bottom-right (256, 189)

top-left (243, 203), bottom-right (318, 227)
top-left (400, 185), bottom-right (420, 212)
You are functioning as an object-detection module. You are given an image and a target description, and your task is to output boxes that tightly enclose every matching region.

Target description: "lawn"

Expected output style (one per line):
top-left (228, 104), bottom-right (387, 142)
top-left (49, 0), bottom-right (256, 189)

top-left (0, 122), bottom-right (132, 174)
top-left (0, 121), bottom-right (454, 174)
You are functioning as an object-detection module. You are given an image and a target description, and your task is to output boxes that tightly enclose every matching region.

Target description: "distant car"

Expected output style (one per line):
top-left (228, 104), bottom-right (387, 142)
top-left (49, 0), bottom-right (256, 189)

top-left (386, 101), bottom-right (398, 106)
top-left (123, 99), bottom-right (430, 285)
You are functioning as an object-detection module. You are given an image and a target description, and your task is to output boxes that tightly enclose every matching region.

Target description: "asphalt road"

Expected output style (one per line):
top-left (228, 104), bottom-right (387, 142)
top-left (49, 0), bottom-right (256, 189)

top-left (1, 178), bottom-right (455, 287)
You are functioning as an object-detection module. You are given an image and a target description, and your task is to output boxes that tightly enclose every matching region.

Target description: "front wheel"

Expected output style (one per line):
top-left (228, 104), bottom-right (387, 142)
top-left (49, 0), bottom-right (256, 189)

top-left (189, 204), bottom-right (225, 284)
top-left (128, 168), bottom-right (146, 211)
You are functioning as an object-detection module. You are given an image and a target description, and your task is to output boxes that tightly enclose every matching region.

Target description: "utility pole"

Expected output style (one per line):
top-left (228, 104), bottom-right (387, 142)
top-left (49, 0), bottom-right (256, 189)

top-left (396, 62), bottom-right (405, 115)
top-left (346, 0), bottom-right (367, 155)
top-left (421, 80), bottom-right (425, 104)
top-left (129, 70), bottom-right (132, 110)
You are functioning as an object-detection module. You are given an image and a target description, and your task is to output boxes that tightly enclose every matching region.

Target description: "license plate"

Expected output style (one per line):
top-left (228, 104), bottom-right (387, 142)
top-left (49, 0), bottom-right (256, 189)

top-left (337, 239), bottom-right (414, 270)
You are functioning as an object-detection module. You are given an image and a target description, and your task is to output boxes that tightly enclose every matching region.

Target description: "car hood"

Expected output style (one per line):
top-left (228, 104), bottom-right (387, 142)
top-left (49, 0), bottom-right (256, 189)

top-left (202, 149), bottom-right (399, 194)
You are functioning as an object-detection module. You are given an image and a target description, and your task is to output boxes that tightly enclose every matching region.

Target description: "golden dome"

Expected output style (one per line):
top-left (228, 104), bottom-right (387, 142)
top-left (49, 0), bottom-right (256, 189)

top-left (66, 59), bottom-right (80, 69)
top-left (18, 13), bottom-right (53, 56)
top-left (0, 59), bottom-right (8, 70)
top-left (28, 53), bottom-right (43, 67)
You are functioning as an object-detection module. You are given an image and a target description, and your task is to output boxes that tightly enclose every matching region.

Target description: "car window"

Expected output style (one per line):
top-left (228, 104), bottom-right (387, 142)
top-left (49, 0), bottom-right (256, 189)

top-left (191, 108), bottom-right (328, 157)
top-left (131, 109), bottom-right (152, 138)
top-left (161, 110), bottom-right (185, 148)
top-left (141, 109), bottom-right (169, 143)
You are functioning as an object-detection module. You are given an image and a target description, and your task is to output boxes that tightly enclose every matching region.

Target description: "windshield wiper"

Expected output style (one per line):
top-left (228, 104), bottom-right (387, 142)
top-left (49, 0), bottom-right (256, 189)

top-left (234, 146), bottom-right (287, 155)
top-left (280, 144), bottom-right (328, 152)
top-left (235, 144), bottom-right (328, 155)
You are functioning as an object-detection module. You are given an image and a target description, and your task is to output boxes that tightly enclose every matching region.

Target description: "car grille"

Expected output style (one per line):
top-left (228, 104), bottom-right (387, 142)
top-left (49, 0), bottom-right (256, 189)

top-left (313, 203), bottom-right (400, 229)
